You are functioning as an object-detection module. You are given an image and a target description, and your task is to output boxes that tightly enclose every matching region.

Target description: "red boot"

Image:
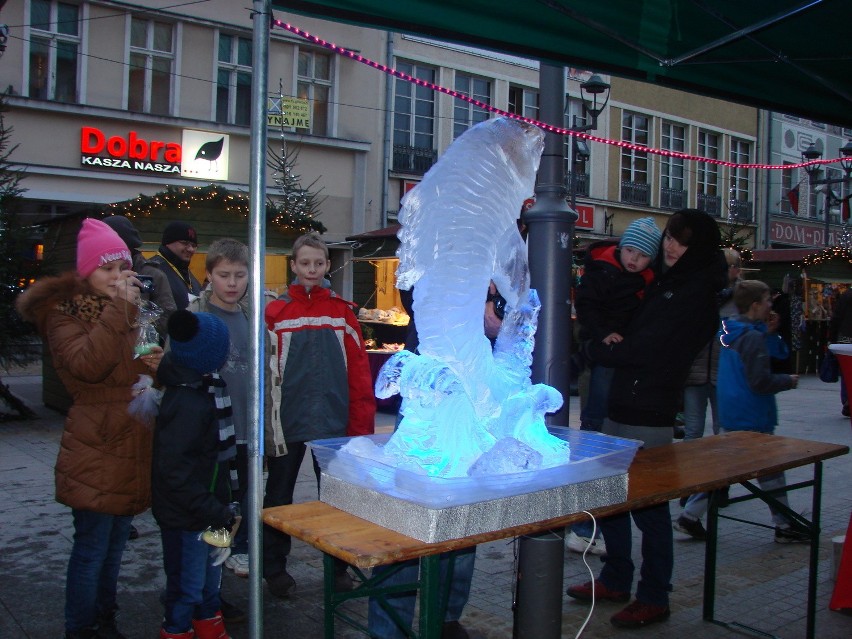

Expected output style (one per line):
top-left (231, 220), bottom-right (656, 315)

top-left (159, 628), bottom-right (195, 638)
top-left (191, 613), bottom-right (230, 639)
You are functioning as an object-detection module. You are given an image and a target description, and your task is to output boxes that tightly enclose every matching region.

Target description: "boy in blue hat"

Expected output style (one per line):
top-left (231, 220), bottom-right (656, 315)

top-left (569, 216), bottom-right (661, 555)
top-left (152, 310), bottom-right (239, 639)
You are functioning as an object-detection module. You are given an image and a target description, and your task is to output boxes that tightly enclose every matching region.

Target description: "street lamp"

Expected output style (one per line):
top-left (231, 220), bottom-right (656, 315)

top-left (802, 141), bottom-right (852, 246)
top-left (567, 74), bottom-right (610, 209)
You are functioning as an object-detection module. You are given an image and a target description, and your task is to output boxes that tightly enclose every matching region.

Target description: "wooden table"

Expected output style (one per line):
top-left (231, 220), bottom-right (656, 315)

top-left (263, 432), bottom-right (848, 638)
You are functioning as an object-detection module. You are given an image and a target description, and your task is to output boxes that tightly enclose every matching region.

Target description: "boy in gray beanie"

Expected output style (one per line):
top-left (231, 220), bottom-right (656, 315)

top-left (567, 216), bottom-right (662, 556)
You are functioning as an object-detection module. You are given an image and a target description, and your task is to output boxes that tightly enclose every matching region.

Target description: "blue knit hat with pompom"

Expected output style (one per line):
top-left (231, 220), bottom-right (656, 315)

top-left (167, 310), bottom-right (230, 374)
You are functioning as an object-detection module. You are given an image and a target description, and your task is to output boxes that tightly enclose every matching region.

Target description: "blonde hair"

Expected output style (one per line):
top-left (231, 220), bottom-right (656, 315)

top-left (292, 232), bottom-right (328, 260)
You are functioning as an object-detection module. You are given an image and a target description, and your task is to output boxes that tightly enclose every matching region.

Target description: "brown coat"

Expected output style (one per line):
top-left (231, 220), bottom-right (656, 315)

top-left (16, 272), bottom-right (153, 515)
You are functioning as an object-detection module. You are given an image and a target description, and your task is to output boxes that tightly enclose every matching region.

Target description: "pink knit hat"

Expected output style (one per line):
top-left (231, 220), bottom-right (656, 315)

top-left (76, 218), bottom-right (131, 278)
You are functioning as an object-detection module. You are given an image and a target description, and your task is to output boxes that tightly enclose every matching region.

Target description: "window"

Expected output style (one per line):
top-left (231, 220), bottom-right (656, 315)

top-left (28, 0), bottom-right (79, 102)
top-left (780, 163), bottom-right (797, 215)
top-left (660, 122), bottom-right (686, 209)
top-left (729, 138), bottom-right (752, 208)
top-left (297, 50), bottom-right (333, 136)
top-left (697, 130), bottom-right (721, 215)
top-left (453, 73), bottom-right (491, 139)
top-left (216, 33), bottom-right (252, 125)
top-left (128, 17), bottom-right (173, 115)
top-left (508, 86), bottom-right (539, 120)
top-left (564, 99), bottom-right (589, 197)
top-left (620, 112), bottom-right (650, 205)
top-left (392, 61), bottom-right (437, 174)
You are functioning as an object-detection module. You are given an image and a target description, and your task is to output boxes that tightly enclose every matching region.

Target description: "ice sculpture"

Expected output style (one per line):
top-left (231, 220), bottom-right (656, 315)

top-left (345, 117), bottom-right (567, 477)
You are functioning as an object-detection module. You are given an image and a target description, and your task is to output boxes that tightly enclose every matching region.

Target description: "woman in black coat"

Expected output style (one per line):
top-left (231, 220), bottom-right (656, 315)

top-left (567, 209), bottom-right (728, 629)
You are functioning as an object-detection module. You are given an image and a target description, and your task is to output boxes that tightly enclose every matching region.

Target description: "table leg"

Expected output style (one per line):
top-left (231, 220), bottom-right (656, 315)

top-left (323, 553), bottom-right (335, 639)
top-left (703, 488), bottom-right (721, 621)
top-left (419, 554), bottom-right (442, 639)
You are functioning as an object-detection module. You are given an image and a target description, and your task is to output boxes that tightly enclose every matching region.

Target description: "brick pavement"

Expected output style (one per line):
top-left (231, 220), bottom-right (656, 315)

top-left (1, 372), bottom-right (850, 638)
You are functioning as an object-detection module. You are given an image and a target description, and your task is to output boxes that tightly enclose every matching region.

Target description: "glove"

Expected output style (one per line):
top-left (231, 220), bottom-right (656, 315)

top-left (211, 545), bottom-right (231, 567)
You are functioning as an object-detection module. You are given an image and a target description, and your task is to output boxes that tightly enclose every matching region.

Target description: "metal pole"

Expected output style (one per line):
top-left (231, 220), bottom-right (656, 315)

top-left (247, 2), bottom-right (269, 637)
top-left (513, 62), bottom-right (571, 639)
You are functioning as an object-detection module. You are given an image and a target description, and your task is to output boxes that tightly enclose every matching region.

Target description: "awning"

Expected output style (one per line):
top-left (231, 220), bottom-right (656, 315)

top-left (276, 0), bottom-right (852, 127)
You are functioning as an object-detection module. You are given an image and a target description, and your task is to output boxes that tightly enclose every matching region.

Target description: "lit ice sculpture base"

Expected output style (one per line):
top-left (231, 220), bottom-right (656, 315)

top-left (310, 428), bottom-right (639, 543)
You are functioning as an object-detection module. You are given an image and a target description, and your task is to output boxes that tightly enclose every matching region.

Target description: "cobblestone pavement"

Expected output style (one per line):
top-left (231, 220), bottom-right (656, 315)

top-left (1, 372), bottom-right (850, 638)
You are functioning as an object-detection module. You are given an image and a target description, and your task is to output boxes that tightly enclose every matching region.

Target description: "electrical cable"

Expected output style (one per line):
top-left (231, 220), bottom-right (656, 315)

top-left (572, 510), bottom-right (598, 639)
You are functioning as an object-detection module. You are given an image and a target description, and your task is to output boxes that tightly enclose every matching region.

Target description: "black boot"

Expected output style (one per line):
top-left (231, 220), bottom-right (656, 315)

top-left (95, 607), bottom-right (127, 639)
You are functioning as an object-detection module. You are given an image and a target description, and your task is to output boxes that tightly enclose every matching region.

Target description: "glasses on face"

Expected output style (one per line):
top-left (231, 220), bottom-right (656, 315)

top-left (177, 240), bottom-right (198, 249)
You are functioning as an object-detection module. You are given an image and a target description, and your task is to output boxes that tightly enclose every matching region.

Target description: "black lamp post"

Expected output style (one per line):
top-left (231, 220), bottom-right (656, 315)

top-left (567, 74), bottom-right (611, 210)
top-left (802, 141), bottom-right (852, 246)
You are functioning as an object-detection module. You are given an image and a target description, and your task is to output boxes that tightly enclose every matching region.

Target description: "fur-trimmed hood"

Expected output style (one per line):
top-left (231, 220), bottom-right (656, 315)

top-left (16, 272), bottom-right (104, 334)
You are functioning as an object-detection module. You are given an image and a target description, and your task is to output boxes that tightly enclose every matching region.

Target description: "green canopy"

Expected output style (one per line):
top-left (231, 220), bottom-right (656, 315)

top-left (276, 0), bottom-right (852, 128)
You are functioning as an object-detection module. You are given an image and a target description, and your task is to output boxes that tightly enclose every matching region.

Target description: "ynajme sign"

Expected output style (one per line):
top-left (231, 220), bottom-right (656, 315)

top-left (80, 127), bottom-right (229, 181)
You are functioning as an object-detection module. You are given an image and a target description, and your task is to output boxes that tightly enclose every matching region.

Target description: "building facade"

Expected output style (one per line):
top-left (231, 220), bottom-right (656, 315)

top-left (3, 1), bottom-right (776, 300)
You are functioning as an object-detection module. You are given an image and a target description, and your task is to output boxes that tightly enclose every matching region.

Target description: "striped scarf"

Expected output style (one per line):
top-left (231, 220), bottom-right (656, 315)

top-left (203, 372), bottom-right (238, 492)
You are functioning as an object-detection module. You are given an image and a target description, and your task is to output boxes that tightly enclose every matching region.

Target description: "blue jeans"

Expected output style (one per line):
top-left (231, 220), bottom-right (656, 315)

top-left (682, 383), bottom-right (719, 440)
top-left (367, 547), bottom-right (476, 638)
top-left (580, 365), bottom-right (614, 431)
top-left (160, 529), bottom-right (222, 633)
top-left (597, 420), bottom-right (673, 607)
top-left (65, 509), bottom-right (133, 633)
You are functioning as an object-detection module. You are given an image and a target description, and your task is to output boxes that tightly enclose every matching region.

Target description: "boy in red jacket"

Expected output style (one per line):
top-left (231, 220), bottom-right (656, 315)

top-left (262, 232), bottom-right (375, 598)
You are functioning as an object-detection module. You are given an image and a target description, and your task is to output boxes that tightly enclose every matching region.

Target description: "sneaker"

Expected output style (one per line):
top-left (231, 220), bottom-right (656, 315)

top-left (673, 515), bottom-right (707, 540)
top-left (225, 553), bottom-right (249, 577)
top-left (610, 600), bottom-right (671, 628)
top-left (775, 526), bottom-right (810, 544)
top-left (219, 597), bottom-right (246, 624)
top-left (441, 620), bottom-right (470, 639)
top-left (266, 570), bottom-right (296, 598)
top-left (565, 531), bottom-right (607, 556)
top-left (566, 580), bottom-right (630, 603)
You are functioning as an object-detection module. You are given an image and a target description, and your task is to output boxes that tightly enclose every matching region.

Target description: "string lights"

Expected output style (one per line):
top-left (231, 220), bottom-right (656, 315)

top-left (271, 20), bottom-right (848, 175)
top-left (102, 184), bottom-right (325, 234)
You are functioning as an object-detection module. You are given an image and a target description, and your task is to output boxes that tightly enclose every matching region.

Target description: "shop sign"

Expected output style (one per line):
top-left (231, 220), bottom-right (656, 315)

top-left (575, 204), bottom-right (594, 229)
top-left (770, 219), bottom-right (837, 247)
top-left (80, 127), bottom-right (229, 180)
top-left (180, 130), bottom-right (229, 181)
top-left (266, 97), bottom-right (311, 129)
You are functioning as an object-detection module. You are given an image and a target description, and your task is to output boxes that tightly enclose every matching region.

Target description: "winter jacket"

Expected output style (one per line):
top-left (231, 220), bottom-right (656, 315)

top-left (15, 272), bottom-right (152, 515)
top-left (588, 212), bottom-right (728, 427)
top-left (265, 283), bottom-right (375, 445)
top-left (140, 245), bottom-right (201, 311)
top-left (151, 353), bottom-right (233, 530)
top-left (716, 315), bottom-right (794, 433)
top-left (575, 242), bottom-right (654, 343)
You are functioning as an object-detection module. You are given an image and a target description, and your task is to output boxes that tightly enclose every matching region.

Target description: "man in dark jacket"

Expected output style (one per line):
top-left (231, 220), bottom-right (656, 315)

top-left (141, 221), bottom-right (202, 311)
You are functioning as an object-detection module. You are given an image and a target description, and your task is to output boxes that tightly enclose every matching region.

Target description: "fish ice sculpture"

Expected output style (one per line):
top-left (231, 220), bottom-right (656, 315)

top-left (355, 117), bottom-right (567, 477)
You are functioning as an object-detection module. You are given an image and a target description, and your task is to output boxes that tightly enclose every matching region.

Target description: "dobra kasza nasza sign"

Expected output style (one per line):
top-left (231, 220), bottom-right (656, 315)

top-left (80, 127), bottom-right (229, 181)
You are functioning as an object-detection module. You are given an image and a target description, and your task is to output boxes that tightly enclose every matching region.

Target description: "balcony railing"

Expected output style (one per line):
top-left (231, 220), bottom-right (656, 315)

top-left (620, 181), bottom-right (650, 206)
top-left (728, 199), bottom-right (753, 222)
top-left (566, 171), bottom-right (589, 198)
top-left (697, 193), bottom-right (722, 217)
top-left (660, 187), bottom-right (687, 210)
top-left (392, 145), bottom-right (437, 175)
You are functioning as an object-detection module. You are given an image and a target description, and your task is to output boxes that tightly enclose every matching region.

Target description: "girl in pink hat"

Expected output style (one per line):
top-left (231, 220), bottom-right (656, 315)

top-left (16, 218), bottom-right (163, 639)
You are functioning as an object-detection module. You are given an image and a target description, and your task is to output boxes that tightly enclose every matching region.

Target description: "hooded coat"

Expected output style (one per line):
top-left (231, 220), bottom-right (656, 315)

top-left (15, 272), bottom-right (153, 515)
top-left (587, 210), bottom-right (729, 427)
top-left (151, 353), bottom-right (233, 530)
top-left (716, 315), bottom-right (793, 432)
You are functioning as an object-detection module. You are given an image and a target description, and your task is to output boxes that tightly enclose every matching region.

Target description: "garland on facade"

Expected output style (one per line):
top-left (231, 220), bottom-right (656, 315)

top-left (102, 184), bottom-right (326, 234)
top-left (801, 245), bottom-right (852, 267)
